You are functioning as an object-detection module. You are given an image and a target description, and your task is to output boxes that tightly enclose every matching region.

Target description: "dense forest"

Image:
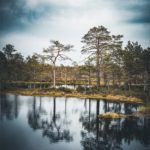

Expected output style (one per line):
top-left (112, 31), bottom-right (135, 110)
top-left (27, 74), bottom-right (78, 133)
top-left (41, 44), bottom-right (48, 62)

top-left (0, 26), bottom-right (150, 96)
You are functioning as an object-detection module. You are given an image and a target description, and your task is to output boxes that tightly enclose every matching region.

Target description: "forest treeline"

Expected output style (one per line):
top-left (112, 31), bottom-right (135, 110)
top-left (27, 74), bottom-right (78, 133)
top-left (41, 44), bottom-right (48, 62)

top-left (0, 26), bottom-right (150, 95)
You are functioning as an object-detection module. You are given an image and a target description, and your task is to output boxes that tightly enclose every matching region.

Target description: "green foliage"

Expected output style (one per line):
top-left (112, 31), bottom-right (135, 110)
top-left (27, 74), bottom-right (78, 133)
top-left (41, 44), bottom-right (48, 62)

top-left (122, 41), bottom-right (144, 77)
top-left (142, 47), bottom-right (150, 74)
top-left (0, 51), bottom-right (7, 80)
top-left (81, 26), bottom-right (123, 87)
top-left (2, 44), bottom-right (16, 60)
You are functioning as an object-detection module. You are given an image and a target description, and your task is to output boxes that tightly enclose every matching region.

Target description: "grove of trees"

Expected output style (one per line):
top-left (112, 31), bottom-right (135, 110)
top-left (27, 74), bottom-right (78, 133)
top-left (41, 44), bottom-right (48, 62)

top-left (0, 26), bottom-right (150, 95)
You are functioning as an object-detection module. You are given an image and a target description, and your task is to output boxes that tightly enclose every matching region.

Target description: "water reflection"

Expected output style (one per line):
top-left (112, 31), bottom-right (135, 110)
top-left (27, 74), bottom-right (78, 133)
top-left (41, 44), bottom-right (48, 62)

top-left (0, 94), bottom-right (19, 120)
top-left (28, 96), bottom-right (73, 143)
top-left (0, 94), bottom-right (150, 150)
top-left (80, 99), bottom-right (150, 150)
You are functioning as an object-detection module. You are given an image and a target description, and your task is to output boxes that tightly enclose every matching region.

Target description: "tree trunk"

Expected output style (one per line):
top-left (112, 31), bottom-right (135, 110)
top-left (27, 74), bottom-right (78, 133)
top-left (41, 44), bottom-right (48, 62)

top-left (96, 49), bottom-right (100, 88)
top-left (124, 81), bottom-right (129, 91)
top-left (53, 65), bottom-right (56, 88)
top-left (112, 73), bottom-right (115, 87)
top-left (107, 79), bottom-right (110, 90)
top-left (65, 68), bottom-right (67, 88)
top-left (88, 69), bottom-right (91, 87)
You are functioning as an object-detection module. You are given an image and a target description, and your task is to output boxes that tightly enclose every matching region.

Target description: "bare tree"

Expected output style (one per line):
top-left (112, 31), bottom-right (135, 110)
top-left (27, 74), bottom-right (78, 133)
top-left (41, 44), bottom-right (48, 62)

top-left (43, 40), bottom-right (73, 87)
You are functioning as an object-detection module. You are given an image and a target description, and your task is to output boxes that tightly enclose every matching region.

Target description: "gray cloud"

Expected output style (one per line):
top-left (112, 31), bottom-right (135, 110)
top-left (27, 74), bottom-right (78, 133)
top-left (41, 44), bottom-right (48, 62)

top-left (0, 0), bottom-right (149, 61)
top-left (124, 0), bottom-right (150, 24)
top-left (130, 7), bottom-right (150, 23)
top-left (1, 0), bottom-right (149, 35)
top-left (0, 0), bottom-right (56, 34)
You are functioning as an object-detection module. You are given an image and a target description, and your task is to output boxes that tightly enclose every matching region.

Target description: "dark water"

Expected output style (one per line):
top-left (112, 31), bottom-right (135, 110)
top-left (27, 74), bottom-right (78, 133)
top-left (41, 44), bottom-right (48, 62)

top-left (0, 94), bottom-right (150, 150)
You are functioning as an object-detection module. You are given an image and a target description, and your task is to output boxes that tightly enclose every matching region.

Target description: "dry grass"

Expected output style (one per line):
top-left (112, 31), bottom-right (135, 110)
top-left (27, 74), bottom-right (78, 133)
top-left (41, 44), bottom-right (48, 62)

top-left (98, 112), bottom-right (127, 119)
top-left (139, 105), bottom-right (150, 114)
top-left (0, 88), bottom-right (143, 104)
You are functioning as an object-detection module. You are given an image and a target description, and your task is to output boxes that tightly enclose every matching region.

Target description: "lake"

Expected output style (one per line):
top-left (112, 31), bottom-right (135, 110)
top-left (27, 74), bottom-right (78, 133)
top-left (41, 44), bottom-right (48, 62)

top-left (0, 94), bottom-right (150, 150)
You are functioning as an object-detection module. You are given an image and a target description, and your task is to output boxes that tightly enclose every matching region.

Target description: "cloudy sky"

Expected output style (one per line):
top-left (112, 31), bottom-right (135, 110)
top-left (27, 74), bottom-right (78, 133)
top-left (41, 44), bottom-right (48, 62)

top-left (0, 0), bottom-right (150, 64)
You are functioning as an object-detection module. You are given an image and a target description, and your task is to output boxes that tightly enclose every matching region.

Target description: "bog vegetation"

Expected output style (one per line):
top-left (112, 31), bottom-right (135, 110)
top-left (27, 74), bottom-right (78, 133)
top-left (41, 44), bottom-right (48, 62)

top-left (0, 26), bottom-right (150, 100)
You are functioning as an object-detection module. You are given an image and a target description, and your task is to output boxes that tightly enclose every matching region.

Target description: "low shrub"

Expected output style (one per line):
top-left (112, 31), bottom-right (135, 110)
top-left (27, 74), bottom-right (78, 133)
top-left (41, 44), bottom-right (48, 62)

top-left (57, 87), bottom-right (73, 93)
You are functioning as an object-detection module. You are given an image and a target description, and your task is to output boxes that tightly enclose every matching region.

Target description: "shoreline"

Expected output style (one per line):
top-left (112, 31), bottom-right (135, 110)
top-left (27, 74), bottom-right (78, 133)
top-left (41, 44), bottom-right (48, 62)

top-left (0, 88), bottom-right (143, 104)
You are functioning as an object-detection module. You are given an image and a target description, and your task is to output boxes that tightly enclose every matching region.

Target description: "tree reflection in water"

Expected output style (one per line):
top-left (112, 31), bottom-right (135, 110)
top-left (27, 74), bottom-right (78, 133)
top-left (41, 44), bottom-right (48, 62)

top-left (1, 95), bottom-right (150, 149)
top-left (28, 96), bottom-right (73, 143)
top-left (0, 94), bottom-right (19, 120)
top-left (80, 99), bottom-right (150, 150)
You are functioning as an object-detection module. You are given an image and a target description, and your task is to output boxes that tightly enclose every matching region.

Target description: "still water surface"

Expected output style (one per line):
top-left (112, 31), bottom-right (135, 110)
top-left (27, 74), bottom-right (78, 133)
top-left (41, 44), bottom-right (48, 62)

top-left (0, 94), bottom-right (150, 150)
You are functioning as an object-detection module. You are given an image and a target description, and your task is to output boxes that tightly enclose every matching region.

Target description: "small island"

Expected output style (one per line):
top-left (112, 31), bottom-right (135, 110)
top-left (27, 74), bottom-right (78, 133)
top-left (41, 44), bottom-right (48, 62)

top-left (0, 27), bottom-right (150, 106)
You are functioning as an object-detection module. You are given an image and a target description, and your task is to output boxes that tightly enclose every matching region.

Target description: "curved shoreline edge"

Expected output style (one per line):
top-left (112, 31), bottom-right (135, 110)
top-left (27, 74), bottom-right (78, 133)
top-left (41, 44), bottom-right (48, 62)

top-left (0, 89), bottom-right (143, 104)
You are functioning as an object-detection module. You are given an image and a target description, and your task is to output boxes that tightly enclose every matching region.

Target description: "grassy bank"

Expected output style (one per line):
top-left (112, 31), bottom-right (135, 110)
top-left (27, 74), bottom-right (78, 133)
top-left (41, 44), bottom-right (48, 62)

top-left (0, 88), bottom-right (143, 104)
top-left (139, 105), bottom-right (150, 116)
top-left (98, 112), bottom-right (127, 119)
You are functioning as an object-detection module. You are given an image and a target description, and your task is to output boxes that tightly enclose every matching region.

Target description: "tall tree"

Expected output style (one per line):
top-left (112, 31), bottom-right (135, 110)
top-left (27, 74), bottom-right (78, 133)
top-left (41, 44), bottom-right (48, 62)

top-left (2, 44), bottom-right (16, 60)
top-left (142, 47), bottom-right (150, 95)
top-left (1, 44), bottom-right (25, 80)
top-left (105, 35), bottom-right (123, 87)
top-left (43, 40), bottom-right (73, 87)
top-left (26, 55), bottom-right (39, 81)
top-left (122, 41), bottom-right (143, 89)
top-left (81, 26), bottom-right (121, 87)
top-left (83, 57), bottom-right (95, 87)
top-left (11, 52), bottom-right (24, 80)
top-left (0, 51), bottom-right (7, 81)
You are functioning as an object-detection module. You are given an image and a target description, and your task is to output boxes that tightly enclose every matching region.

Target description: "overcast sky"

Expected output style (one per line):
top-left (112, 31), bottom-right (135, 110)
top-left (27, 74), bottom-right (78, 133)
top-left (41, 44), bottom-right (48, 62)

top-left (0, 0), bottom-right (150, 64)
